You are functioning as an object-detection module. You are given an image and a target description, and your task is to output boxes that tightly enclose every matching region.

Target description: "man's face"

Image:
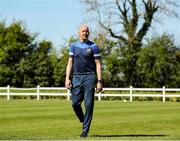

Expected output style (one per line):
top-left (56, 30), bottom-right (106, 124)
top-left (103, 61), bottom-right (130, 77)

top-left (79, 26), bottom-right (89, 41)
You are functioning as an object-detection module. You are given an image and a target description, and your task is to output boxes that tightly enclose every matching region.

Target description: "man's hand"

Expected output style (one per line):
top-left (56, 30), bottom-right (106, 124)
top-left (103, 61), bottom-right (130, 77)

top-left (96, 82), bottom-right (103, 93)
top-left (65, 79), bottom-right (72, 89)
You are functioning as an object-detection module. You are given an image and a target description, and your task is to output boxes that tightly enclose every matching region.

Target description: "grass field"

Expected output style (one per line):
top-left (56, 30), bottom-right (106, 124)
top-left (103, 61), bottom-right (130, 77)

top-left (0, 100), bottom-right (180, 140)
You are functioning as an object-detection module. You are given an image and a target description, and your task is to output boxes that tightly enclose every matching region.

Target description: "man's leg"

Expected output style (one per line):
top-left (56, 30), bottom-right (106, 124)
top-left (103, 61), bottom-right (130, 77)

top-left (72, 102), bottom-right (84, 123)
top-left (82, 75), bottom-right (96, 134)
top-left (71, 75), bottom-right (84, 123)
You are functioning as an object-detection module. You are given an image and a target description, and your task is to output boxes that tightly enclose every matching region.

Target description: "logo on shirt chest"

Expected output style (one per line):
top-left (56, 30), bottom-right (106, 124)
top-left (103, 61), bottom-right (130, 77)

top-left (86, 48), bottom-right (93, 55)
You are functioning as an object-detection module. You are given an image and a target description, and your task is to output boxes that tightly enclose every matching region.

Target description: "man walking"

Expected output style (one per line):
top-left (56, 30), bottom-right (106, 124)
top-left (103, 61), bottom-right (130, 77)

top-left (65, 25), bottom-right (103, 138)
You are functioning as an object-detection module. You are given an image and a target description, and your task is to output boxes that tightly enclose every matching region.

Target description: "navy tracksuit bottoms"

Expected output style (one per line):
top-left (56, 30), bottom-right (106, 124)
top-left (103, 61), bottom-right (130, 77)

top-left (71, 74), bottom-right (96, 133)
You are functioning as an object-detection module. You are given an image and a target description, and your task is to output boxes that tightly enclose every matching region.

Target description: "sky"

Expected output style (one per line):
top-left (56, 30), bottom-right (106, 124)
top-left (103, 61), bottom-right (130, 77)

top-left (0, 0), bottom-right (180, 50)
top-left (0, 0), bottom-right (85, 49)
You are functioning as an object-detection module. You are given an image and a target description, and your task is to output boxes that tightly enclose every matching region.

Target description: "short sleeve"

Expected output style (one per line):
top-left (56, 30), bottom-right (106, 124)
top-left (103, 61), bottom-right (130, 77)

top-left (69, 43), bottom-right (74, 58)
top-left (92, 44), bottom-right (101, 60)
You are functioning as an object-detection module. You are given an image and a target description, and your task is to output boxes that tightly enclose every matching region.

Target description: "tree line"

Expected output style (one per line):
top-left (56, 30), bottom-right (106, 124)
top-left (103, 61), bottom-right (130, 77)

top-left (0, 20), bottom-right (179, 88)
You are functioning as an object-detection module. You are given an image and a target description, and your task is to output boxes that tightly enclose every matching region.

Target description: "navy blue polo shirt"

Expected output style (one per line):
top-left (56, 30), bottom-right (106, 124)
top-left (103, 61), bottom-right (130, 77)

top-left (69, 40), bottom-right (101, 75)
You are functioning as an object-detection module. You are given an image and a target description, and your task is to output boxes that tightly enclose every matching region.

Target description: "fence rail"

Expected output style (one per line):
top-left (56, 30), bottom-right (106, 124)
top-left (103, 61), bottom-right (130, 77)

top-left (0, 85), bottom-right (180, 102)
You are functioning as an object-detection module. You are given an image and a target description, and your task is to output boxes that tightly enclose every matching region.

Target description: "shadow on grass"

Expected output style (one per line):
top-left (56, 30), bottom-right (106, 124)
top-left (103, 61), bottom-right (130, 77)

top-left (91, 134), bottom-right (168, 138)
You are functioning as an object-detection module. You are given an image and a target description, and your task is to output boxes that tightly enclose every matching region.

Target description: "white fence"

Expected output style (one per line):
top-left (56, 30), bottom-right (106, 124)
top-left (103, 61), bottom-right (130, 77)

top-left (0, 85), bottom-right (180, 102)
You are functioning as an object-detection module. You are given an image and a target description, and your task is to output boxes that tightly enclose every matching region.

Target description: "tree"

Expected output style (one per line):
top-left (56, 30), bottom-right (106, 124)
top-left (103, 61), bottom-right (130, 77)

top-left (137, 34), bottom-right (180, 87)
top-left (81, 0), bottom-right (180, 86)
top-left (18, 55), bottom-right (36, 87)
top-left (0, 20), bottom-right (55, 87)
top-left (0, 21), bottom-right (36, 86)
top-left (82, 0), bottom-right (179, 48)
top-left (33, 41), bottom-right (53, 87)
top-left (18, 40), bottom-right (54, 87)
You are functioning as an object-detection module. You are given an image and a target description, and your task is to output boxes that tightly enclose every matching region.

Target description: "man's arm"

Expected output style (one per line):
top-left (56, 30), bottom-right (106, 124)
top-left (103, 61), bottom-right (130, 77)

top-left (65, 58), bottom-right (73, 89)
top-left (95, 59), bottom-right (103, 93)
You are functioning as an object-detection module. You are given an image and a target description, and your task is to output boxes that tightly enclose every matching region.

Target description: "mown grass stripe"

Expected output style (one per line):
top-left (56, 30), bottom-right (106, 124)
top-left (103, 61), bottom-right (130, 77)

top-left (0, 100), bottom-right (180, 140)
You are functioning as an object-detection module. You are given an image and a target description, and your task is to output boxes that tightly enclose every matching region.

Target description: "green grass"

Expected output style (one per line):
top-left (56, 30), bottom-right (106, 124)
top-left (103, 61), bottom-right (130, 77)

top-left (0, 100), bottom-right (180, 140)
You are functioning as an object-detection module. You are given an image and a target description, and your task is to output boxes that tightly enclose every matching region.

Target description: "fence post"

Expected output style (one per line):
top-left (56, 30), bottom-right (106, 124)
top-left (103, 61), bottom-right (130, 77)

top-left (7, 85), bottom-right (10, 100)
top-left (37, 85), bottom-right (40, 101)
top-left (130, 86), bottom-right (133, 102)
top-left (163, 86), bottom-right (166, 102)
top-left (98, 92), bottom-right (101, 101)
top-left (67, 89), bottom-right (71, 101)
